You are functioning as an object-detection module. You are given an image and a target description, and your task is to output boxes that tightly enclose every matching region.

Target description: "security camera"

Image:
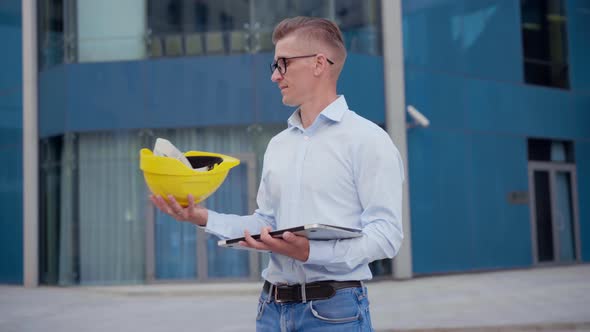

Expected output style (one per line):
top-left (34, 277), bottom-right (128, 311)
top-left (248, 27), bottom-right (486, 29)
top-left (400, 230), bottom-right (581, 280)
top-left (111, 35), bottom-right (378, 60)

top-left (406, 105), bottom-right (430, 128)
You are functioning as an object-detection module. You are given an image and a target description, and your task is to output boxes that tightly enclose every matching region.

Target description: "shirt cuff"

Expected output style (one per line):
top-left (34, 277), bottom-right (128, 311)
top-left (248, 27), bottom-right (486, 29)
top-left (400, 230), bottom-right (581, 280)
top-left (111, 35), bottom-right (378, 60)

top-left (303, 240), bottom-right (334, 265)
top-left (203, 210), bottom-right (227, 237)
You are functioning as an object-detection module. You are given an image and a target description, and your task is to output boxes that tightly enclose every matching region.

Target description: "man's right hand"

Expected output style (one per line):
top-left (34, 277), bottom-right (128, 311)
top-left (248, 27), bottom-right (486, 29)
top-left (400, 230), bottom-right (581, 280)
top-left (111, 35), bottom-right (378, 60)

top-left (149, 194), bottom-right (208, 227)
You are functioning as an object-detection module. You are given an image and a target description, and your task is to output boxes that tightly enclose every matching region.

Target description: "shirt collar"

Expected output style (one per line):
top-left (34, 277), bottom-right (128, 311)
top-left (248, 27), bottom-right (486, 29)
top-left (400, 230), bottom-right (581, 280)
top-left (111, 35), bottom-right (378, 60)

top-left (287, 95), bottom-right (348, 129)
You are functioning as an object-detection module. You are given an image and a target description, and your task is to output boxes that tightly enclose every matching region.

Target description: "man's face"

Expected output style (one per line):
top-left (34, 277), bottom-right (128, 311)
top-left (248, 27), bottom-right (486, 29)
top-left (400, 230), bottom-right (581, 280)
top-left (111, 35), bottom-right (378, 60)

top-left (271, 35), bottom-right (316, 107)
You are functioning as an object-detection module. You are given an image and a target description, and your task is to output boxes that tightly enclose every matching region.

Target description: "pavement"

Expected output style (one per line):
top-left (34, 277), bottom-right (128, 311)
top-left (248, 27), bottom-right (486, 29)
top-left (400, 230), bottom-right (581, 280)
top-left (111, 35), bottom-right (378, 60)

top-left (1, 264), bottom-right (589, 332)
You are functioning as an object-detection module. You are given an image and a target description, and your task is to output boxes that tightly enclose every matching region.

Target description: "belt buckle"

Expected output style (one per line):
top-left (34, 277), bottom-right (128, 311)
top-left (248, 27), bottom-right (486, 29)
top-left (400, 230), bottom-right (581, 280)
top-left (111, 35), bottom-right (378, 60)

top-left (274, 285), bottom-right (289, 303)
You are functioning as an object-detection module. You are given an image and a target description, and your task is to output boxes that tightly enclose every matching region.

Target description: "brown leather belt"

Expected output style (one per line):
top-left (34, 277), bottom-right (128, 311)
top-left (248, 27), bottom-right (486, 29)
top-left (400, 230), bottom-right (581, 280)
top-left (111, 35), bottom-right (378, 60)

top-left (263, 280), bottom-right (362, 303)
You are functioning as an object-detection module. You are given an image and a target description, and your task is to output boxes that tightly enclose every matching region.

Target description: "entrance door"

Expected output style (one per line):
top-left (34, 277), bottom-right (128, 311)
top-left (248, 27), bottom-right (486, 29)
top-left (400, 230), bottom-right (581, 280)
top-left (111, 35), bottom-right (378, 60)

top-left (528, 162), bottom-right (581, 264)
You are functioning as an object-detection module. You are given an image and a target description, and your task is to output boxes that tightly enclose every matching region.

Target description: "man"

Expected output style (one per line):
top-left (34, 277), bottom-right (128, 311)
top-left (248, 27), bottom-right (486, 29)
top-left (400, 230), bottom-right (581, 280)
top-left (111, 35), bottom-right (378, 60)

top-left (150, 16), bottom-right (404, 331)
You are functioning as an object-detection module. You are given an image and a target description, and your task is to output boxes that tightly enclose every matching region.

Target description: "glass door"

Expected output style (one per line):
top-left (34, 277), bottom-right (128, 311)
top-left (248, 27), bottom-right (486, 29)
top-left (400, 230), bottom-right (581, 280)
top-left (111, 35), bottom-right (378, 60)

top-left (555, 171), bottom-right (577, 262)
top-left (532, 170), bottom-right (554, 262)
top-left (528, 162), bottom-right (580, 265)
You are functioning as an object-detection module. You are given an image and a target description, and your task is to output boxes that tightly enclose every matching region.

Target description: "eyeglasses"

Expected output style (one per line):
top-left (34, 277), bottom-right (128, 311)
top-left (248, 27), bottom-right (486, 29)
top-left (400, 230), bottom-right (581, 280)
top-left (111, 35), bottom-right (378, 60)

top-left (270, 54), bottom-right (334, 75)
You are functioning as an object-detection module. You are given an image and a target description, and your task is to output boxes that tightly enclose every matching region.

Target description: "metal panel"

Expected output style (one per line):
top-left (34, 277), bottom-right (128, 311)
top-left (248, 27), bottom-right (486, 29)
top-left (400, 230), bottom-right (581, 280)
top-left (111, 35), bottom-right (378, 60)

top-left (402, 0), bottom-right (522, 82)
top-left (0, 0), bottom-right (23, 91)
top-left (566, 0), bottom-right (590, 92)
top-left (39, 53), bottom-right (388, 138)
top-left (0, 145), bottom-right (24, 284)
top-left (409, 130), bottom-right (473, 274)
top-left (197, 226), bottom-right (207, 281)
top-left (23, 0), bottom-right (38, 287)
top-left (382, 0), bottom-right (412, 279)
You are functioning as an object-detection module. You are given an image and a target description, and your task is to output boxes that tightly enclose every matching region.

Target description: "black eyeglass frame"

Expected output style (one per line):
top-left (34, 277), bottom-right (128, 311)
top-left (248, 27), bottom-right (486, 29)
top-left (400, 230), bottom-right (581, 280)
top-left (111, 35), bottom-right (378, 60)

top-left (270, 54), bottom-right (334, 75)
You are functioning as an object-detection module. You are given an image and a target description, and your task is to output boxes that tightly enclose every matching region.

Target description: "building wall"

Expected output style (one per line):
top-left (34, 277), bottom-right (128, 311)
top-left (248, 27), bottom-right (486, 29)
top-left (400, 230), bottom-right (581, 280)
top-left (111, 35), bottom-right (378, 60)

top-left (5, 0), bottom-right (588, 285)
top-left (38, 54), bottom-right (385, 137)
top-left (404, 0), bottom-right (590, 274)
top-left (0, 0), bottom-right (23, 284)
top-left (568, 0), bottom-right (590, 263)
top-left (35, 0), bottom-right (389, 284)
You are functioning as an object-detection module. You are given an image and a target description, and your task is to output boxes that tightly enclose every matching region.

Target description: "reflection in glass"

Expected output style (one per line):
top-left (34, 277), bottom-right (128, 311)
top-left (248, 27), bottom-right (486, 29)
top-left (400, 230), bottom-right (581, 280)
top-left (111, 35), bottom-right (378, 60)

top-left (253, 0), bottom-right (330, 38)
top-left (39, 0), bottom-right (384, 63)
top-left (520, 0), bottom-right (570, 88)
top-left (206, 163), bottom-right (250, 278)
top-left (335, 0), bottom-right (382, 55)
top-left (156, 211), bottom-right (197, 279)
top-left (38, 0), bottom-right (65, 69)
top-left (533, 171), bottom-right (553, 262)
top-left (555, 172), bottom-right (576, 262)
top-left (40, 136), bottom-right (64, 285)
top-left (148, 0), bottom-right (250, 56)
top-left (528, 139), bottom-right (575, 163)
top-left (77, 0), bottom-right (147, 62)
top-left (40, 132), bottom-right (149, 285)
top-left (77, 132), bottom-right (147, 285)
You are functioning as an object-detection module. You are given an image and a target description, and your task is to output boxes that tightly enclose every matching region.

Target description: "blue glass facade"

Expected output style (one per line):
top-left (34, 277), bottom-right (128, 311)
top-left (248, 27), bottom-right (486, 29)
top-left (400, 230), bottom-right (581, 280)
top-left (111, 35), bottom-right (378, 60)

top-left (32, 0), bottom-right (387, 285)
top-left (404, 0), bottom-right (590, 274)
top-left (1, 0), bottom-right (588, 285)
top-left (0, 0), bottom-right (23, 284)
top-left (575, 7), bottom-right (590, 258)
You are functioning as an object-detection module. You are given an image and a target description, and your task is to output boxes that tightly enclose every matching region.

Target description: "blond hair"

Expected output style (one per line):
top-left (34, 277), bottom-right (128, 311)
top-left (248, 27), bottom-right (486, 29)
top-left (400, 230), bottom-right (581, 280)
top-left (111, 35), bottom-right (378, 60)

top-left (272, 16), bottom-right (347, 65)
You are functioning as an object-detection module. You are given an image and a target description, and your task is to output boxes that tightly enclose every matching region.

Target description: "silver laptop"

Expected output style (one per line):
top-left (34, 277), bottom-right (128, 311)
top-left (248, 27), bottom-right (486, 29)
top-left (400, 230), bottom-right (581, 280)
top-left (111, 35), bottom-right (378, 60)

top-left (217, 223), bottom-right (362, 251)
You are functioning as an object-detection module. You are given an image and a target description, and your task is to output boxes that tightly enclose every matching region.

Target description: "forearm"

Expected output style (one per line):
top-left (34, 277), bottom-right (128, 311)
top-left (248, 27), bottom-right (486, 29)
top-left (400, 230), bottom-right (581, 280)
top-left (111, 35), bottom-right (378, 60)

top-left (303, 218), bottom-right (403, 273)
top-left (205, 210), bottom-right (275, 239)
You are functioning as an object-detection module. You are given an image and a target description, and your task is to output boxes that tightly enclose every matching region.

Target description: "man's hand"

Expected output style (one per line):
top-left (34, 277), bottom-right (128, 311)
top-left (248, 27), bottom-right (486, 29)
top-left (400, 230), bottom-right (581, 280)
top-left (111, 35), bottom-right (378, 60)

top-left (239, 227), bottom-right (310, 262)
top-left (149, 194), bottom-right (208, 227)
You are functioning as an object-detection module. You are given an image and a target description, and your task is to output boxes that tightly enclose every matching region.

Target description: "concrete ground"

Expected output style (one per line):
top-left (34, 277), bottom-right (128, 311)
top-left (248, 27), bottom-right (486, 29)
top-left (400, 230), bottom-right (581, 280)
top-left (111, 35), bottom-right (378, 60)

top-left (1, 265), bottom-right (589, 332)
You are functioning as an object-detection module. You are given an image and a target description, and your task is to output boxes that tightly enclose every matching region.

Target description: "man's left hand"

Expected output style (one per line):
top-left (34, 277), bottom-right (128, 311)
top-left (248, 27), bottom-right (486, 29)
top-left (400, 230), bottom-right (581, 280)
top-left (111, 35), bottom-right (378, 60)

top-left (239, 227), bottom-right (310, 262)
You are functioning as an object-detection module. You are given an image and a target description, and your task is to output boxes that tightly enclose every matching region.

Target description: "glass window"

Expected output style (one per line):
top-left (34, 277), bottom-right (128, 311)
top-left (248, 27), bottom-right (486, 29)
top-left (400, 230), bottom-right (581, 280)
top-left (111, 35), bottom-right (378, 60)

top-left (252, 0), bottom-right (331, 52)
top-left (335, 0), bottom-right (382, 55)
top-left (40, 136), bottom-right (63, 285)
top-left (520, 0), bottom-right (570, 89)
top-left (39, 125), bottom-right (281, 285)
top-left (40, 0), bottom-right (384, 62)
top-left (38, 0), bottom-right (64, 70)
top-left (147, 0), bottom-right (251, 57)
top-left (252, 0), bottom-right (382, 55)
top-left (528, 138), bottom-right (575, 163)
top-left (77, 0), bottom-right (147, 62)
top-left (253, 0), bottom-right (330, 31)
top-left (148, 0), bottom-right (183, 34)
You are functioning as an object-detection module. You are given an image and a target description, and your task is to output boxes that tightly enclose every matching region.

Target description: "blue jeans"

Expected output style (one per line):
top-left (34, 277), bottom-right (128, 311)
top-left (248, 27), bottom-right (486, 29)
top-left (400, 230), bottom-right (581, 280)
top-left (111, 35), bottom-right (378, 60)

top-left (256, 285), bottom-right (374, 331)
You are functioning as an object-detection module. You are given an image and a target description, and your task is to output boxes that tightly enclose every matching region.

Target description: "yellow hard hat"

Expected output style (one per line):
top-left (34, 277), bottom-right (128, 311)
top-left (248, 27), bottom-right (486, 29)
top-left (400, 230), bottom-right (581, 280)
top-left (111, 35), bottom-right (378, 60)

top-left (140, 148), bottom-right (240, 207)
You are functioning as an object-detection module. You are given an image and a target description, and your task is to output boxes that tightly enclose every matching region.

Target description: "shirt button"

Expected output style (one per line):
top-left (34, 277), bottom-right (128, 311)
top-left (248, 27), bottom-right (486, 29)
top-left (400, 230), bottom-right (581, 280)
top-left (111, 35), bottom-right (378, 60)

top-left (304, 136), bottom-right (309, 140)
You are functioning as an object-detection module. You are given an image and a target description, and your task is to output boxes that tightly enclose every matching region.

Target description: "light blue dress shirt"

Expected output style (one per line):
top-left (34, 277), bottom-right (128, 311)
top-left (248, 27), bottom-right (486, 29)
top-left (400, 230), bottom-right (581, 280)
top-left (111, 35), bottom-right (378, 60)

top-left (206, 95), bottom-right (404, 284)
